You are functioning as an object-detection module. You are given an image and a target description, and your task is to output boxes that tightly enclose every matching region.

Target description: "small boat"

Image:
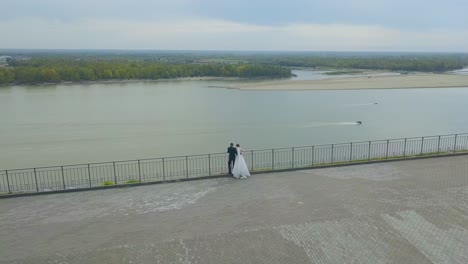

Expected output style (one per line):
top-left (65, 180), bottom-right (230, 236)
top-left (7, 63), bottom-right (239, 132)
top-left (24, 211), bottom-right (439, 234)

top-left (356, 121), bottom-right (362, 125)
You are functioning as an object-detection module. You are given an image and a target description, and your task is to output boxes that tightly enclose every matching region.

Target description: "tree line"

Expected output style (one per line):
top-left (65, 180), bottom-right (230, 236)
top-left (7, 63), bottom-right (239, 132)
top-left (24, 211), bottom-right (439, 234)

top-left (0, 58), bottom-right (292, 85)
top-left (253, 55), bottom-right (468, 72)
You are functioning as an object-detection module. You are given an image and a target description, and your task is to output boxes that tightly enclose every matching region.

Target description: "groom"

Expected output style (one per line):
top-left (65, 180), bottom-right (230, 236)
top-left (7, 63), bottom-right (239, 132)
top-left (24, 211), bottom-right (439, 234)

top-left (227, 143), bottom-right (237, 175)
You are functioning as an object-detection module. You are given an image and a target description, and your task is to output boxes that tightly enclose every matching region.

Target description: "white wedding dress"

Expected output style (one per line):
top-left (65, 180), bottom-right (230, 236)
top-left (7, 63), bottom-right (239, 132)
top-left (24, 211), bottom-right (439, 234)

top-left (232, 147), bottom-right (250, 179)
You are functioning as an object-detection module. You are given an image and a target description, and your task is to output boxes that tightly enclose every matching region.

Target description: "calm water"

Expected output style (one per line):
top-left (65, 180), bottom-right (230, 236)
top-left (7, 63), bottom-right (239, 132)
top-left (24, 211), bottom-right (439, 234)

top-left (1, 70), bottom-right (468, 169)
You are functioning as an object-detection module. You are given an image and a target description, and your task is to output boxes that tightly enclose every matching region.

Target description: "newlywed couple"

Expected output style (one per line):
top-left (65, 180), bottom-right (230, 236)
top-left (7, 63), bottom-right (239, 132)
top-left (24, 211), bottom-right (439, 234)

top-left (227, 143), bottom-right (251, 179)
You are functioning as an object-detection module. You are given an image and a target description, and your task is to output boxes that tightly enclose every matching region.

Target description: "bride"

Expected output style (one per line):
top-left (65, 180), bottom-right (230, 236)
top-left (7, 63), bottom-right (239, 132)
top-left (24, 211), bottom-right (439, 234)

top-left (232, 144), bottom-right (250, 179)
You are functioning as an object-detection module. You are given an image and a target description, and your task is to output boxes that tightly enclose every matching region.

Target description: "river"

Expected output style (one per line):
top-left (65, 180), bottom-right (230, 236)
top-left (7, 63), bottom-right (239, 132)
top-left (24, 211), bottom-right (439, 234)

top-left (1, 70), bottom-right (468, 169)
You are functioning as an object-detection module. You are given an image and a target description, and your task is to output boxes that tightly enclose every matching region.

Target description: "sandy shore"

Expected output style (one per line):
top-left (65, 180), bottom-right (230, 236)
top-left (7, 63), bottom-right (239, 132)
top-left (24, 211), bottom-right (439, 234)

top-left (226, 73), bottom-right (468, 91)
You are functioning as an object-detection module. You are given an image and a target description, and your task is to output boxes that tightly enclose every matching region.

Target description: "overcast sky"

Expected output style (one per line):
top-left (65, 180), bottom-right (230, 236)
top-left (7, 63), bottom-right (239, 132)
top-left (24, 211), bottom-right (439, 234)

top-left (1, 0), bottom-right (468, 51)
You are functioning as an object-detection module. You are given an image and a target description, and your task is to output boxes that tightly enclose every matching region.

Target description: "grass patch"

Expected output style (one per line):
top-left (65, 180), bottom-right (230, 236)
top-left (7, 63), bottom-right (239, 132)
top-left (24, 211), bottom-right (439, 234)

top-left (126, 180), bottom-right (140, 184)
top-left (101, 181), bottom-right (115, 186)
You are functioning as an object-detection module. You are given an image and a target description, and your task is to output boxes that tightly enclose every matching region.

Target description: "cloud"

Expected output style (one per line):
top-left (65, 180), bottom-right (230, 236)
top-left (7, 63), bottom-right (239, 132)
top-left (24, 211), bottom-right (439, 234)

top-left (3, 0), bottom-right (468, 31)
top-left (1, 18), bottom-right (467, 51)
top-left (0, 0), bottom-right (195, 21)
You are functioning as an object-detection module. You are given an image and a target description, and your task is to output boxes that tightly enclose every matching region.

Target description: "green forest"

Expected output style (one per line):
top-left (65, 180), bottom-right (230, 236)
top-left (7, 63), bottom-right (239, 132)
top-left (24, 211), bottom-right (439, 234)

top-left (0, 58), bottom-right (292, 85)
top-left (263, 56), bottom-right (468, 72)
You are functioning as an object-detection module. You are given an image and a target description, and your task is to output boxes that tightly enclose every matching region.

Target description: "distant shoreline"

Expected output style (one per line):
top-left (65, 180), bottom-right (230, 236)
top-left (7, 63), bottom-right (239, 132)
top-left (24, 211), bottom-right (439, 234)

top-left (0, 76), bottom-right (249, 87)
top-left (0, 75), bottom-right (300, 87)
top-left (222, 73), bottom-right (468, 91)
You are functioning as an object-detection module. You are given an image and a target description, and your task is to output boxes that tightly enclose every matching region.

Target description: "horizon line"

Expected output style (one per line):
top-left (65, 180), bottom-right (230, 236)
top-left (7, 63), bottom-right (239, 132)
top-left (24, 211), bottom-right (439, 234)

top-left (1, 48), bottom-right (468, 54)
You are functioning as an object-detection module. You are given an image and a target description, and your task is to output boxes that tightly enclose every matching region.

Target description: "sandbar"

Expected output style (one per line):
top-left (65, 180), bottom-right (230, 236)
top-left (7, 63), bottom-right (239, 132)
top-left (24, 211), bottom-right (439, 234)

top-left (227, 73), bottom-right (468, 91)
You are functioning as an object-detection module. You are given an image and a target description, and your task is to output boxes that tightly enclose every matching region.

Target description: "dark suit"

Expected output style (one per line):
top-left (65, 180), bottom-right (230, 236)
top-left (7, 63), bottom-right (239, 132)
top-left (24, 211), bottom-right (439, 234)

top-left (227, 146), bottom-right (237, 174)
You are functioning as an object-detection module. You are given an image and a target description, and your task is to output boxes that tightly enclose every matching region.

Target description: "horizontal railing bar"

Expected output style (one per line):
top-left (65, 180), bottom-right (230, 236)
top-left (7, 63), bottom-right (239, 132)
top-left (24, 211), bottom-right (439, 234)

top-left (289, 133), bottom-right (465, 149)
top-left (270, 147), bottom-right (294, 151)
top-left (139, 152), bottom-right (226, 161)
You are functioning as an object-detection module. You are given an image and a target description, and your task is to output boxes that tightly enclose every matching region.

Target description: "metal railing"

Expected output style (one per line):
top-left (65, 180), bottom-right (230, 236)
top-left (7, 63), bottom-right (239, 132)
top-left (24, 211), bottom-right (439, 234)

top-left (1, 133), bottom-right (468, 195)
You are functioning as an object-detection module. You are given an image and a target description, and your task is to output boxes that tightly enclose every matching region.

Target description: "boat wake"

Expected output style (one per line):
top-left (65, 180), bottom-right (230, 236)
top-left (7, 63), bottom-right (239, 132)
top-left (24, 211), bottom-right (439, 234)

top-left (302, 122), bottom-right (361, 128)
top-left (344, 102), bottom-right (378, 106)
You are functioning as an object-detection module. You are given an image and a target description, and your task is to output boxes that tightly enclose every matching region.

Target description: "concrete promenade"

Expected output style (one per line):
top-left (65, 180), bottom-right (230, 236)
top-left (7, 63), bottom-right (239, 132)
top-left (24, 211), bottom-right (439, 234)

top-left (0, 155), bottom-right (467, 263)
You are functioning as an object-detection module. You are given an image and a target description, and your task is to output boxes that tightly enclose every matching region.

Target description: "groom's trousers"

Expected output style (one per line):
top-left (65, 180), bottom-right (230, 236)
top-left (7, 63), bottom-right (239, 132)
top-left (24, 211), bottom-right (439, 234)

top-left (228, 157), bottom-right (235, 174)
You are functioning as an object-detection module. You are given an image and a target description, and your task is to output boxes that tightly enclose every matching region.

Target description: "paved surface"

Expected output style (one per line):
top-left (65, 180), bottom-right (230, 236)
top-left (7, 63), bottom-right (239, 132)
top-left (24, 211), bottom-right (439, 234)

top-left (0, 156), bottom-right (467, 264)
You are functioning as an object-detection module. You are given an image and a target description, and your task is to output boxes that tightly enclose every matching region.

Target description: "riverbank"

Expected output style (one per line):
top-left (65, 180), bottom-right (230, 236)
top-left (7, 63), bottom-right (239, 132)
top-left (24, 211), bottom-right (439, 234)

top-left (0, 76), bottom-right (248, 87)
top-left (0, 75), bottom-right (299, 87)
top-left (225, 73), bottom-right (468, 90)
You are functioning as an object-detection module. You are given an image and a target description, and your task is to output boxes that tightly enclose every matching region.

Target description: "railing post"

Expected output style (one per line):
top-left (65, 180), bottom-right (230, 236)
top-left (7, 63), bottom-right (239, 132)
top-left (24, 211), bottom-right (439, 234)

top-left (113, 162), bottom-right (117, 184)
top-left (34, 168), bottom-right (39, 192)
top-left (437, 136), bottom-right (441, 153)
top-left (331, 144), bottom-right (334, 164)
top-left (61, 166), bottom-right (65, 189)
top-left (162, 158), bottom-right (166, 180)
top-left (208, 154), bottom-right (211, 176)
top-left (349, 143), bottom-right (353, 162)
top-left (311, 146), bottom-right (314, 166)
top-left (420, 137), bottom-right (424, 155)
top-left (272, 149), bottom-right (274, 170)
top-left (5, 170), bottom-right (11, 194)
top-left (453, 134), bottom-right (458, 152)
top-left (186, 156), bottom-right (189, 178)
top-left (88, 164), bottom-right (92, 187)
top-left (251, 150), bottom-right (254, 170)
top-left (138, 160), bottom-right (141, 182)
top-left (368, 141), bottom-right (371, 161)
top-left (403, 138), bottom-right (407, 157)
top-left (385, 140), bottom-right (389, 159)
top-left (291, 147), bottom-right (294, 169)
